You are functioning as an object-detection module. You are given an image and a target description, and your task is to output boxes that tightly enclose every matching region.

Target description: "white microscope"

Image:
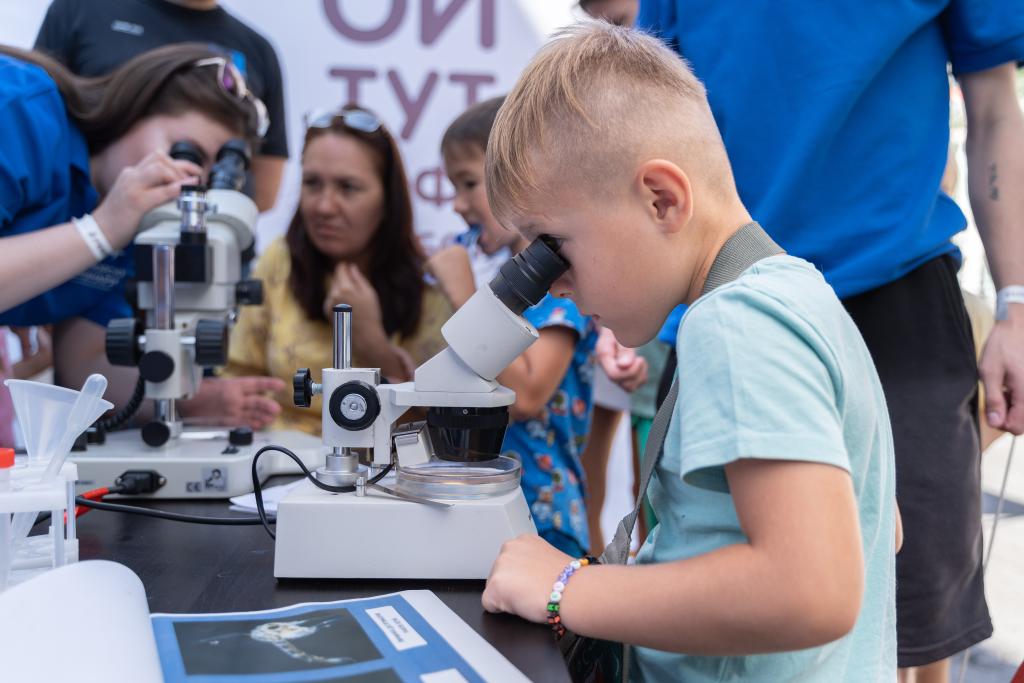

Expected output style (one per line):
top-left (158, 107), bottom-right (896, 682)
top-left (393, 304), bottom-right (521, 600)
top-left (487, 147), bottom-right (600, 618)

top-left (272, 236), bottom-right (569, 579)
top-left (69, 141), bottom-right (320, 498)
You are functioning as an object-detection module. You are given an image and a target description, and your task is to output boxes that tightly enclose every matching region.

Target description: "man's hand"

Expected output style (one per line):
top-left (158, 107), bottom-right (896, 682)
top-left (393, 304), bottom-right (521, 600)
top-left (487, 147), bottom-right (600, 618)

top-left (979, 311), bottom-right (1024, 434)
top-left (482, 534), bottom-right (572, 623)
top-left (11, 326), bottom-right (52, 379)
top-left (595, 326), bottom-right (648, 392)
top-left (181, 376), bottom-right (286, 430)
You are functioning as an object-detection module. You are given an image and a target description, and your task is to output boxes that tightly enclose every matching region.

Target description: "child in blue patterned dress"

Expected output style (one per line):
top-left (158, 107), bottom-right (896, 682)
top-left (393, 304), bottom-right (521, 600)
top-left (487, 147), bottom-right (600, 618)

top-left (431, 96), bottom-right (599, 557)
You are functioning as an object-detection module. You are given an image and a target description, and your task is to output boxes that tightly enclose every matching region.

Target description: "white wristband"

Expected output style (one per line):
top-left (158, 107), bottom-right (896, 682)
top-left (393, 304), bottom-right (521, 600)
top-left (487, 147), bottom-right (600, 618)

top-left (71, 214), bottom-right (114, 261)
top-left (996, 285), bottom-right (1024, 321)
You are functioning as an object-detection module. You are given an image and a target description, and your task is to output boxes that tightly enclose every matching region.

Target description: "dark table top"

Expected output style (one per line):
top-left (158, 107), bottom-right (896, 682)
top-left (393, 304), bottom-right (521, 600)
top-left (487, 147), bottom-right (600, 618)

top-left (74, 485), bottom-right (570, 683)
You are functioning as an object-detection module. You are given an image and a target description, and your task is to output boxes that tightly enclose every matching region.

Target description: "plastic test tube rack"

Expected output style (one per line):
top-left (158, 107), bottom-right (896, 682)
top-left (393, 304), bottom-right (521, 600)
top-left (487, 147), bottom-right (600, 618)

top-left (0, 461), bottom-right (79, 590)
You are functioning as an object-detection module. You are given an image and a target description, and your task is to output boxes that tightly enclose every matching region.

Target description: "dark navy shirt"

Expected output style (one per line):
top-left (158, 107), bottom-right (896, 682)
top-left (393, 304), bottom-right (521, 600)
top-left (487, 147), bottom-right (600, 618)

top-left (0, 54), bottom-right (131, 327)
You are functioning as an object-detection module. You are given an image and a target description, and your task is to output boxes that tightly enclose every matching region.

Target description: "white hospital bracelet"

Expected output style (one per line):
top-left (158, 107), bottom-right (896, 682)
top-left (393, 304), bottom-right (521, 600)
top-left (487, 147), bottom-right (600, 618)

top-left (71, 214), bottom-right (114, 261)
top-left (995, 285), bottom-right (1024, 321)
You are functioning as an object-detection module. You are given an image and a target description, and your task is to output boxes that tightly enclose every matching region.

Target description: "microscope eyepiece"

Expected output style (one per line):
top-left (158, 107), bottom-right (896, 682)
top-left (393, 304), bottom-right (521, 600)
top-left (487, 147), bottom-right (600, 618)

top-left (487, 234), bottom-right (569, 315)
top-left (209, 139), bottom-right (252, 191)
top-left (169, 141), bottom-right (205, 168)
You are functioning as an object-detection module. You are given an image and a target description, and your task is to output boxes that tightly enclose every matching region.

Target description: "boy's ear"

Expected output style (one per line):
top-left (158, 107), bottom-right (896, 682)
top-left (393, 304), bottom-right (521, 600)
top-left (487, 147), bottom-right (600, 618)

top-left (638, 160), bottom-right (693, 234)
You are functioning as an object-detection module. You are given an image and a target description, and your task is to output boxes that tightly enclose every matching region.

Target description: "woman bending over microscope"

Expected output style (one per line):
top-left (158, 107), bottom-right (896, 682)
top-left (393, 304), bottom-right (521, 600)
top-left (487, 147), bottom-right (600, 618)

top-left (0, 44), bottom-right (284, 427)
top-left (221, 106), bottom-right (451, 436)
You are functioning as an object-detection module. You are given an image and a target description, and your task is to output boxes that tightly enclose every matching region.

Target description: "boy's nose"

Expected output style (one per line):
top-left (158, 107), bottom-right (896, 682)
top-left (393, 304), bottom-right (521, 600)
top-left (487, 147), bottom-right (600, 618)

top-left (452, 193), bottom-right (469, 216)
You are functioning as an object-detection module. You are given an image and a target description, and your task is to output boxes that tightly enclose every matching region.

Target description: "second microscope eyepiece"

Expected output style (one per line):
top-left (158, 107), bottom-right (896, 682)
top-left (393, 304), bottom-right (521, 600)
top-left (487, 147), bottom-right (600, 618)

top-left (169, 140), bottom-right (205, 168)
top-left (487, 235), bottom-right (569, 316)
top-left (208, 139), bottom-right (252, 191)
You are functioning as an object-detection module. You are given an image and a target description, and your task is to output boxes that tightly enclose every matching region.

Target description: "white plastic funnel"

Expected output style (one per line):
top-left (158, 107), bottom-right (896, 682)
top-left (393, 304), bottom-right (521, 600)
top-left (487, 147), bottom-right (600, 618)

top-left (5, 378), bottom-right (113, 465)
top-left (5, 376), bottom-right (113, 551)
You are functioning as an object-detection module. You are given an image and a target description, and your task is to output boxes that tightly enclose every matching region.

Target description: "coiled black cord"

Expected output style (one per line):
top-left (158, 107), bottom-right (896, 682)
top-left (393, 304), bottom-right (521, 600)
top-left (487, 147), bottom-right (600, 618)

top-left (250, 445), bottom-right (394, 540)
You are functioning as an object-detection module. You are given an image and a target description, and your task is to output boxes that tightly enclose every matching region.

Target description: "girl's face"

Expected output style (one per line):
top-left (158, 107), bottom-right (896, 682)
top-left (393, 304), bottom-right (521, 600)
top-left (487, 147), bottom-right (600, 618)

top-left (299, 132), bottom-right (386, 263)
top-left (444, 145), bottom-right (525, 255)
top-left (94, 111), bottom-right (237, 194)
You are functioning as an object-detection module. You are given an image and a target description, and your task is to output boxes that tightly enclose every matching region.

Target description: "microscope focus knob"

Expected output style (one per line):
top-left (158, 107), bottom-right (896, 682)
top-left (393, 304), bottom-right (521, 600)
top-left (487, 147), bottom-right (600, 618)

top-left (329, 381), bottom-right (380, 432)
top-left (195, 319), bottom-right (229, 366)
top-left (139, 351), bottom-right (175, 383)
top-left (106, 318), bottom-right (142, 366)
top-left (235, 279), bottom-right (263, 306)
top-left (293, 368), bottom-right (313, 407)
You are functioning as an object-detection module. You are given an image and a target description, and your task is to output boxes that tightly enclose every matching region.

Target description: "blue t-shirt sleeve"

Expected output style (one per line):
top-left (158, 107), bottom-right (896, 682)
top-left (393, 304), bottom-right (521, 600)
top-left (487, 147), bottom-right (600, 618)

top-left (636, 0), bottom-right (680, 50)
top-left (672, 284), bottom-right (850, 492)
top-left (524, 295), bottom-right (588, 339)
top-left (0, 81), bottom-right (65, 227)
top-left (942, 0), bottom-right (1024, 74)
top-left (78, 283), bottom-right (132, 326)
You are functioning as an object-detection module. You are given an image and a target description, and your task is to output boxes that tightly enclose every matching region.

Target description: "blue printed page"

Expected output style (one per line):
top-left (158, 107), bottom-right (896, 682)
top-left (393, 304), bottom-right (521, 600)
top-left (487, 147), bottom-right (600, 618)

top-left (150, 590), bottom-right (529, 683)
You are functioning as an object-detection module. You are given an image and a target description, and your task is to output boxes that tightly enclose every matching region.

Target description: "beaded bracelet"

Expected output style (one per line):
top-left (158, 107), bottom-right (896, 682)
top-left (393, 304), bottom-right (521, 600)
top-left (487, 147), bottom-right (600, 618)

top-left (546, 555), bottom-right (599, 639)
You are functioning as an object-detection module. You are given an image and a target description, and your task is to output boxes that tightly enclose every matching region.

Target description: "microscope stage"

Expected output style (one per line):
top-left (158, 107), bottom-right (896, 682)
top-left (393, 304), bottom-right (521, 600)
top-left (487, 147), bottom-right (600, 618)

top-left (274, 480), bottom-right (537, 579)
top-left (69, 429), bottom-right (324, 499)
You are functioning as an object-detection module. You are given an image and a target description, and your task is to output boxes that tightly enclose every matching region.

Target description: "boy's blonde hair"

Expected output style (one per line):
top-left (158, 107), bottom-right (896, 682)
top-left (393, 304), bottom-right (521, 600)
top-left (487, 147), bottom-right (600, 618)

top-left (487, 22), bottom-right (734, 223)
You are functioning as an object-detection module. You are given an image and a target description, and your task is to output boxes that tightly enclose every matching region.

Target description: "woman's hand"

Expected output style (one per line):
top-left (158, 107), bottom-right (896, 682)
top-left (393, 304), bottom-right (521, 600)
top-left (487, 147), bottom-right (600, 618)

top-left (180, 376), bottom-right (286, 430)
top-left (426, 245), bottom-right (476, 310)
top-left (92, 151), bottom-right (203, 248)
top-left (482, 534), bottom-right (573, 623)
top-left (324, 263), bottom-right (387, 352)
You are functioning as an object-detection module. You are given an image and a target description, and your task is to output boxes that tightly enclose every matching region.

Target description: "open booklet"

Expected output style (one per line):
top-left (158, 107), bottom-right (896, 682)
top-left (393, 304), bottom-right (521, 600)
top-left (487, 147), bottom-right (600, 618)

top-left (0, 561), bottom-right (530, 683)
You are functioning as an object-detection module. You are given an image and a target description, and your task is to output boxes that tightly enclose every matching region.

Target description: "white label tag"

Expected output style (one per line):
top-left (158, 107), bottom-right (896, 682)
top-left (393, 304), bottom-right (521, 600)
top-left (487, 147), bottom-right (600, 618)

top-left (365, 606), bottom-right (427, 651)
top-left (421, 670), bottom-right (470, 683)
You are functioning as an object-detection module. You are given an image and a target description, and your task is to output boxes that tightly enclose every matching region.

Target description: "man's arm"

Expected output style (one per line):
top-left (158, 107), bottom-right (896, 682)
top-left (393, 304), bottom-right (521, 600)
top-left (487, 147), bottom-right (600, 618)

top-left (251, 155), bottom-right (285, 212)
top-left (960, 62), bottom-right (1024, 434)
top-left (483, 460), bottom-right (863, 654)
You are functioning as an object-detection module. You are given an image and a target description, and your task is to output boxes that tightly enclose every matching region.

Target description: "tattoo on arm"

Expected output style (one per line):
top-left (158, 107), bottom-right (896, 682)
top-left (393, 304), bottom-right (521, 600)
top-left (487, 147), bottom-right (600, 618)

top-left (988, 163), bottom-right (999, 201)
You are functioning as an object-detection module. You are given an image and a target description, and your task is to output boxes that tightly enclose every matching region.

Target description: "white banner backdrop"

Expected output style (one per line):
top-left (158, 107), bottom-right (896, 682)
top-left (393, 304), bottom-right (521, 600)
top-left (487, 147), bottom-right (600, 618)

top-left (0, 0), bottom-right (578, 252)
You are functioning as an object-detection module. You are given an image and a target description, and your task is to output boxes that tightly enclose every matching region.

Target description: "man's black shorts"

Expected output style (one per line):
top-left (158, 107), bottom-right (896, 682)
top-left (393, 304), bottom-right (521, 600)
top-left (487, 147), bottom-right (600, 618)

top-left (843, 254), bottom-right (992, 667)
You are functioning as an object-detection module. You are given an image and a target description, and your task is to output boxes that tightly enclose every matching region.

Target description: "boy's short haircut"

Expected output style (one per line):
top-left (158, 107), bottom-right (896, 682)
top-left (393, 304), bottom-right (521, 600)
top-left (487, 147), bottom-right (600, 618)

top-left (441, 95), bottom-right (507, 158)
top-left (486, 22), bottom-right (734, 223)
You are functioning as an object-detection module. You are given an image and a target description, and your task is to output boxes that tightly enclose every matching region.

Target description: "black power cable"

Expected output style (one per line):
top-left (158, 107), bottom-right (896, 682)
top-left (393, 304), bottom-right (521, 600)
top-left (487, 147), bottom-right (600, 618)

top-left (250, 445), bottom-right (394, 540)
top-left (75, 497), bottom-right (271, 525)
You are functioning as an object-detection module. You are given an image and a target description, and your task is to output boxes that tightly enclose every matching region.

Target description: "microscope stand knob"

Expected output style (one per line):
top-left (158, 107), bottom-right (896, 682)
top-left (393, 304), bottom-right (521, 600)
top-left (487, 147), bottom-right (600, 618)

top-left (195, 319), bottom-right (229, 366)
top-left (105, 317), bottom-right (142, 366)
top-left (293, 368), bottom-right (314, 407)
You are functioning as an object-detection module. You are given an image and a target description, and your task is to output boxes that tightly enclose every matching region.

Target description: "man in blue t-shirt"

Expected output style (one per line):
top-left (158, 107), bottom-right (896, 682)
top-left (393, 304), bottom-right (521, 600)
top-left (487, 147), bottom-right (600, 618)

top-left (628, 1), bottom-right (1024, 678)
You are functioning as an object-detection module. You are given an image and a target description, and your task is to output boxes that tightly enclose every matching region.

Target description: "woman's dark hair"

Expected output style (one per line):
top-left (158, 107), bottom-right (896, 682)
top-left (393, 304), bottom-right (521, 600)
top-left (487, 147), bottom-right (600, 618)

top-left (441, 96), bottom-right (506, 157)
top-left (287, 105), bottom-right (424, 339)
top-left (0, 43), bottom-right (260, 154)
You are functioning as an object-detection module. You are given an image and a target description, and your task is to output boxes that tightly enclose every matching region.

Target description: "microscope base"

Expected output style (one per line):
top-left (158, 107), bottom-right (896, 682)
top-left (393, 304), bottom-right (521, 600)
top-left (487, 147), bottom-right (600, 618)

top-left (69, 429), bottom-right (325, 499)
top-left (274, 481), bottom-right (536, 579)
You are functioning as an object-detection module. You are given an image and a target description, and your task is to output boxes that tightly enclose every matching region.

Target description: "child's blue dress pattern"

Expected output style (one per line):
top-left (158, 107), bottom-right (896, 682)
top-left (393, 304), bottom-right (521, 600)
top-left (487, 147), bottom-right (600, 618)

top-left (501, 295), bottom-right (598, 556)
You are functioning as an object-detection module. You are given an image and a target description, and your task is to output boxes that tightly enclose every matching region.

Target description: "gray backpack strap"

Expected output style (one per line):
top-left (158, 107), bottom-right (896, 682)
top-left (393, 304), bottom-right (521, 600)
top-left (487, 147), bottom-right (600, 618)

top-left (599, 222), bottom-right (781, 566)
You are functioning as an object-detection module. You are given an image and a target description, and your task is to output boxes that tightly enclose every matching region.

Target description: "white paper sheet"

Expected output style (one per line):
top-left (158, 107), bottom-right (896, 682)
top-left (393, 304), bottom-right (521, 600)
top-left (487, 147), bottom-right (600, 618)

top-left (0, 560), bottom-right (162, 683)
top-left (229, 478), bottom-right (303, 514)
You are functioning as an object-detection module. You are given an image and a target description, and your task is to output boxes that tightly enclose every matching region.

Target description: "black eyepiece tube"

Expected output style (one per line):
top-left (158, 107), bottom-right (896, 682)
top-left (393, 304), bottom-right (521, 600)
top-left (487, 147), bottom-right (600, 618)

top-left (488, 235), bottom-right (569, 315)
top-left (209, 139), bottom-right (252, 191)
top-left (169, 140), bottom-right (205, 168)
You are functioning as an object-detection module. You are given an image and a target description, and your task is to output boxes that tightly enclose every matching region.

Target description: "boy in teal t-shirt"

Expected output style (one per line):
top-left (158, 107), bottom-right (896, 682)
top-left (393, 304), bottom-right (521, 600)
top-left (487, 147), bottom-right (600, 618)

top-left (480, 23), bottom-right (897, 681)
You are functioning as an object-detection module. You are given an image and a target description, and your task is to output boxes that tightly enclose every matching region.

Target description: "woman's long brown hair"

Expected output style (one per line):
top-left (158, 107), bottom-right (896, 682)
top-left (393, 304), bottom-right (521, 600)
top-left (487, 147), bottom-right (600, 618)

top-left (0, 43), bottom-right (259, 154)
top-left (287, 106), bottom-right (424, 339)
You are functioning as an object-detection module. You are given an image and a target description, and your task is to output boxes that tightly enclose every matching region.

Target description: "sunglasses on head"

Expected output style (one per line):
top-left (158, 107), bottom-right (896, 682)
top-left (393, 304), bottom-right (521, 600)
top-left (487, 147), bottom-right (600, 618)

top-left (192, 56), bottom-right (270, 138)
top-left (303, 107), bottom-right (383, 134)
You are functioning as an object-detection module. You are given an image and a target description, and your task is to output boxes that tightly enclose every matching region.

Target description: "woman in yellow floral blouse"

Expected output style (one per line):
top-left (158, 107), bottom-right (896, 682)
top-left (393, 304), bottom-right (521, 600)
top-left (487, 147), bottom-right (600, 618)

top-left (222, 106), bottom-right (451, 435)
